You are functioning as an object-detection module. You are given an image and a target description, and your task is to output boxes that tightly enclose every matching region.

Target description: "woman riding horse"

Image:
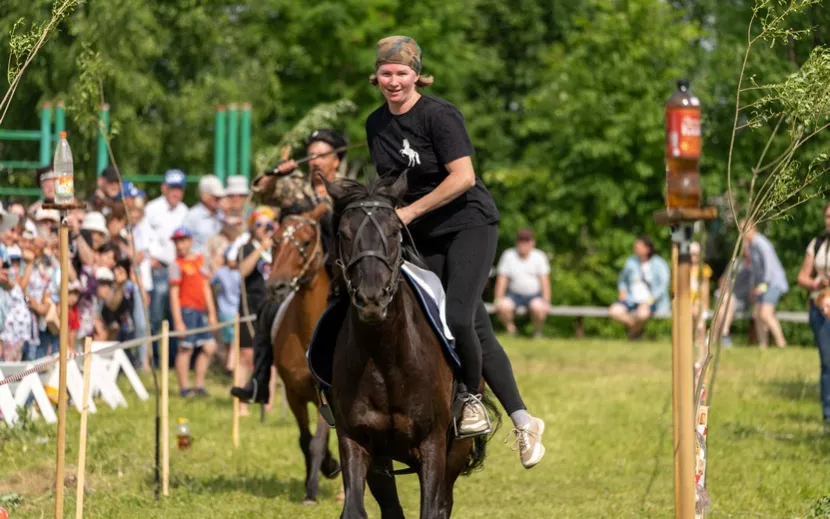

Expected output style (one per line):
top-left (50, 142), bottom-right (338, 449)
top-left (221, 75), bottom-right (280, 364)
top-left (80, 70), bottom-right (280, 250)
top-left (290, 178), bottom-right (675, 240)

top-left (358, 35), bottom-right (545, 469)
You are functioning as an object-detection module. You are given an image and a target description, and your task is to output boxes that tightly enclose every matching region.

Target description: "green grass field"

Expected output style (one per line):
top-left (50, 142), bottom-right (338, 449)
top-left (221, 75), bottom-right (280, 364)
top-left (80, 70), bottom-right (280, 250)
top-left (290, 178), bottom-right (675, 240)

top-left (2, 336), bottom-right (830, 518)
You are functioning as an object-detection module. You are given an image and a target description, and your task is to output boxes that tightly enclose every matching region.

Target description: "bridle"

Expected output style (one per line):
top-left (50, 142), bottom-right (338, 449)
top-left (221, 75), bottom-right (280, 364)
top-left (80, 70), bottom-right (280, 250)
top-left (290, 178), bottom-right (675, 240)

top-left (273, 215), bottom-right (323, 292)
top-left (335, 200), bottom-right (403, 308)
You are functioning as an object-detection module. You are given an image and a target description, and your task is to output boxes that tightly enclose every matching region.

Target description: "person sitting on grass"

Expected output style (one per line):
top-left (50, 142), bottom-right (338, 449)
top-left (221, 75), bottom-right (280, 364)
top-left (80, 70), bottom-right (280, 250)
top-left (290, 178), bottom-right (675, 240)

top-left (608, 235), bottom-right (670, 340)
top-left (168, 226), bottom-right (218, 398)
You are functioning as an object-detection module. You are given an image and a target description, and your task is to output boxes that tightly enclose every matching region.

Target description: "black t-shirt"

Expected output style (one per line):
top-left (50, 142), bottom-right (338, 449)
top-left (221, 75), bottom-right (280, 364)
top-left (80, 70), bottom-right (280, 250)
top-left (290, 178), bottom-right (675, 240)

top-left (238, 242), bottom-right (269, 315)
top-left (365, 95), bottom-right (499, 240)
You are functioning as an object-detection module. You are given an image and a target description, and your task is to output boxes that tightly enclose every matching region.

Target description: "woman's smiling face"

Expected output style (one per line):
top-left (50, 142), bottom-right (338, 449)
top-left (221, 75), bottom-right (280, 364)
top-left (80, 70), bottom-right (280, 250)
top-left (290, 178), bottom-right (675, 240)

top-left (376, 63), bottom-right (419, 105)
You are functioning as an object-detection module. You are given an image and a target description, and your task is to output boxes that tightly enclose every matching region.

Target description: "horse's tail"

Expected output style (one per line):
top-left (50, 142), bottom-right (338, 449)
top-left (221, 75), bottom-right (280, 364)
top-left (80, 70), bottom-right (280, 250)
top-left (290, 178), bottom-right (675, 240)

top-left (459, 389), bottom-right (502, 477)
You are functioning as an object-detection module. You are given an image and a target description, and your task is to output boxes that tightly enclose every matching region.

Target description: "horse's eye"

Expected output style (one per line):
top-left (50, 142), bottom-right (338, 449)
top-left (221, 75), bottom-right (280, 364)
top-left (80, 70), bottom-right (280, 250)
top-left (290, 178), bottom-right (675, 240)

top-left (303, 239), bottom-right (312, 247)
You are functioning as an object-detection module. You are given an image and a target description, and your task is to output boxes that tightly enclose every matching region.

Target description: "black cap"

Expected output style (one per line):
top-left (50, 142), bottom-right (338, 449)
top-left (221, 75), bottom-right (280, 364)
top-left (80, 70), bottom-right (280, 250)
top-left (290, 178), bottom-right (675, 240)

top-left (101, 166), bottom-right (120, 183)
top-left (304, 129), bottom-right (348, 160)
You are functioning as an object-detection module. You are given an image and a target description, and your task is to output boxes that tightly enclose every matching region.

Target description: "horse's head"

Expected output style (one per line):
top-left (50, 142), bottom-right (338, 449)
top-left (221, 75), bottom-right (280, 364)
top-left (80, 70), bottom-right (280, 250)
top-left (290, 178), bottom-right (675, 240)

top-left (324, 173), bottom-right (409, 324)
top-left (267, 203), bottom-right (328, 302)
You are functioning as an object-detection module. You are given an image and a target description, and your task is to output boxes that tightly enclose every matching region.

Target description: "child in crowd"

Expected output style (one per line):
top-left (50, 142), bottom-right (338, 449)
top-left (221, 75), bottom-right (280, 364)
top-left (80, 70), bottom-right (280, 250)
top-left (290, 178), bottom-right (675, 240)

top-left (169, 226), bottom-right (217, 397)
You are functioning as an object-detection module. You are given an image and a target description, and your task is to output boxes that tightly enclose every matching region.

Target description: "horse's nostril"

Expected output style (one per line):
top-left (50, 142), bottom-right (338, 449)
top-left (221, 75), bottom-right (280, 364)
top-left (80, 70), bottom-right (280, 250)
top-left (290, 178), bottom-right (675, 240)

top-left (354, 291), bottom-right (368, 307)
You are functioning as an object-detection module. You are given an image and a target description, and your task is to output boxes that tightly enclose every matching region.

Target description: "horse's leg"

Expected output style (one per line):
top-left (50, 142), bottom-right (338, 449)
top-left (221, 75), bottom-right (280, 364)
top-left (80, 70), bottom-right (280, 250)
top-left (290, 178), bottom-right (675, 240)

top-left (321, 416), bottom-right (342, 478)
top-left (443, 436), bottom-right (473, 518)
top-left (305, 412), bottom-right (333, 502)
top-left (366, 457), bottom-right (405, 519)
top-left (285, 388), bottom-right (314, 504)
top-left (338, 433), bottom-right (371, 519)
top-left (418, 432), bottom-right (449, 519)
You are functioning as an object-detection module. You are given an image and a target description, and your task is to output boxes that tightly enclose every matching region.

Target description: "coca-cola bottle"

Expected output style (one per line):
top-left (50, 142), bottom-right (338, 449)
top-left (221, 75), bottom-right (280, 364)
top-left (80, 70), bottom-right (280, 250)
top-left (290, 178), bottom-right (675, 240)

top-left (665, 79), bottom-right (702, 209)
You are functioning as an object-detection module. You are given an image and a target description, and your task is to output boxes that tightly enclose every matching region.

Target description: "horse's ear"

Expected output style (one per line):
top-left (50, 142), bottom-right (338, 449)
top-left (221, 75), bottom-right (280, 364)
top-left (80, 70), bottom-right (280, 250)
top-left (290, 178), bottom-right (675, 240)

top-left (380, 171), bottom-right (408, 203)
top-left (321, 176), bottom-right (347, 203)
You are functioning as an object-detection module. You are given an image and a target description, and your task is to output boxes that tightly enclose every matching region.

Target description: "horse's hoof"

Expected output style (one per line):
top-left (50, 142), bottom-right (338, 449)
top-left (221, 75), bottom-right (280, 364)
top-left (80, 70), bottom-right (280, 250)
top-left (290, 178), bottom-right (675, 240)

top-left (322, 458), bottom-right (341, 479)
top-left (301, 498), bottom-right (317, 506)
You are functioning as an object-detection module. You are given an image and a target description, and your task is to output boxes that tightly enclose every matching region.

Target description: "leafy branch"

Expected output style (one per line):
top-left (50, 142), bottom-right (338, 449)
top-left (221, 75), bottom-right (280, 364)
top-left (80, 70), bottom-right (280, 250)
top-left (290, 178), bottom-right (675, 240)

top-left (0, 0), bottom-right (83, 127)
top-left (253, 99), bottom-right (357, 174)
top-left (703, 0), bottom-right (830, 410)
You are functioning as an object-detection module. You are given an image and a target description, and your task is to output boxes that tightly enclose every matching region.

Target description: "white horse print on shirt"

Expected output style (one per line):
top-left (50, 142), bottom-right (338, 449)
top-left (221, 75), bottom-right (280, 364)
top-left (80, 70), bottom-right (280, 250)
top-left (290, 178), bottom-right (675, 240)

top-left (399, 139), bottom-right (421, 167)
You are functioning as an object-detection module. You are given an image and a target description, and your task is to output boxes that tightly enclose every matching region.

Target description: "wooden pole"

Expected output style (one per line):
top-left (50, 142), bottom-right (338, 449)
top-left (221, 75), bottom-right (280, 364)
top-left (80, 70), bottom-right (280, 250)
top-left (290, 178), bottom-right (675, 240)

top-left (75, 338), bottom-right (93, 519)
top-left (54, 214), bottom-right (70, 519)
top-left (232, 315), bottom-right (241, 449)
top-left (161, 320), bottom-right (170, 497)
top-left (655, 210), bottom-right (717, 519)
top-left (671, 243), bottom-right (680, 514)
top-left (676, 246), bottom-right (696, 518)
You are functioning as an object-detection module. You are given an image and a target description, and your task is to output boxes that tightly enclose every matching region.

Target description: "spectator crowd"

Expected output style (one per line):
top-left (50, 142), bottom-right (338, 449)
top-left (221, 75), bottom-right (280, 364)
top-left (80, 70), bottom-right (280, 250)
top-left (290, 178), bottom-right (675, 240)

top-left (0, 165), bottom-right (254, 399)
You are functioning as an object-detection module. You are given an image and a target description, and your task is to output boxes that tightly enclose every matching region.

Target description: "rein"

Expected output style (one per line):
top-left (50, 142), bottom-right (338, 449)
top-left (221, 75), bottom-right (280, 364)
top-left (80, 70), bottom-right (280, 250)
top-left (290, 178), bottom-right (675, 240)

top-left (335, 200), bottom-right (404, 306)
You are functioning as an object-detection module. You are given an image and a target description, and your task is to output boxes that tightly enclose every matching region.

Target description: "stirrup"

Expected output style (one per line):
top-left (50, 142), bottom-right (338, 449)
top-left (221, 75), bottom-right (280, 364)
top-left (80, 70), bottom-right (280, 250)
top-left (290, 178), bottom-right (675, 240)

top-left (452, 393), bottom-right (493, 439)
top-left (318, 387), bottom-right (336, 428)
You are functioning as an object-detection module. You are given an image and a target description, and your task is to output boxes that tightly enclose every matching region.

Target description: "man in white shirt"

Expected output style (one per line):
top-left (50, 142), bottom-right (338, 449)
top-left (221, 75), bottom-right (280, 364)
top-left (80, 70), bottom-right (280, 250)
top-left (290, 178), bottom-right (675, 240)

top-left (143, 169), bottom-right (189, 366)
top-left (493, 228), bottom-right (551, 338)
top-left (184, 175), bottom-right (224, 255)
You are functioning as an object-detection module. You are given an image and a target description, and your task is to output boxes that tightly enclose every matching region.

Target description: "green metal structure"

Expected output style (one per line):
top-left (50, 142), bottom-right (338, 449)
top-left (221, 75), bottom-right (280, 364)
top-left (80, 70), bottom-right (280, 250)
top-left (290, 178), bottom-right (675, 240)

top-left (0, 101), bottom-right (65, 171)
top-left (1, 101), bottom-right (252, 197)
top-left (97, 103), bottom-right (110, 175)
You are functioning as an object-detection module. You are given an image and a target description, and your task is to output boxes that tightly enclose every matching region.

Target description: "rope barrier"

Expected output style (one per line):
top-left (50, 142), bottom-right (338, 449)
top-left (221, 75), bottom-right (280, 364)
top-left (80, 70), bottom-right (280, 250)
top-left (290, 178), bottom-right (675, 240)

top-left (0, 314), bottom-right (257, 387)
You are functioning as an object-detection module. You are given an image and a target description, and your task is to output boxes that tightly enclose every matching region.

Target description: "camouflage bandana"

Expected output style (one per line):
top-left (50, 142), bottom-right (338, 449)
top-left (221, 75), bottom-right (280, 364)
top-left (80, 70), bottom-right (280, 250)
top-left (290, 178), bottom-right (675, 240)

top-left (375, 35), bottom-right (422, 74)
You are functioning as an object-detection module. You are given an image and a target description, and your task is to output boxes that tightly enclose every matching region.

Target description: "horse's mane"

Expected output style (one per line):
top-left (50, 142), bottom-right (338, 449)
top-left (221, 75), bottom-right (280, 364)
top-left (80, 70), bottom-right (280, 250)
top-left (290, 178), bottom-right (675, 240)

top-left (329, 174), bottom-right (403, 216)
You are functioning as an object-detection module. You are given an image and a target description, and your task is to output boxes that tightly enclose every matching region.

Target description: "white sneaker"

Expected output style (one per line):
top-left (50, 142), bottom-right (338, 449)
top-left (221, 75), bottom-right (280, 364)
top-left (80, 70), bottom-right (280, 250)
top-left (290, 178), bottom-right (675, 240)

top-left (456, 394), bottom-right (492, 437)
top-left (506, 416), bottom-right (546, 469)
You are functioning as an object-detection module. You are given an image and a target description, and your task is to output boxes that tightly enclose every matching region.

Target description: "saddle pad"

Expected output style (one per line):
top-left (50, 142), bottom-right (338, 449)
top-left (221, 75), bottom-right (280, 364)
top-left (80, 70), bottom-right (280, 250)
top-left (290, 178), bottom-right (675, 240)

top-left (308, 262), bottom-right (460, 389)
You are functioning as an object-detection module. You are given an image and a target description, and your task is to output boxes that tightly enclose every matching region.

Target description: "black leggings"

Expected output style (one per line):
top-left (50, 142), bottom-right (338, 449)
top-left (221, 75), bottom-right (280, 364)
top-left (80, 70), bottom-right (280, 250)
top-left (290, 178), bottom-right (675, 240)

top-left (419, 224), bottom-right (526, 414)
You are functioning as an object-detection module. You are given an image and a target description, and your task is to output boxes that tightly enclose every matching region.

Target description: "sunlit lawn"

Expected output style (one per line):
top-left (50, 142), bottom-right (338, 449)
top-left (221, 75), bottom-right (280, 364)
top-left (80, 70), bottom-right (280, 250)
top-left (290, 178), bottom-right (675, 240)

top-left (2, 336), bottom-right (829, 518)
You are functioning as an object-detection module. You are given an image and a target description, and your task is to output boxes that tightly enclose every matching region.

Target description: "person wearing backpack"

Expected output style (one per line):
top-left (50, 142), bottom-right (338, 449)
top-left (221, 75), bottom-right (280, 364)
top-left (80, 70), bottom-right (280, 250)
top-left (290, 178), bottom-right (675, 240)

top-left (796, 202), bottom-right (830, 429)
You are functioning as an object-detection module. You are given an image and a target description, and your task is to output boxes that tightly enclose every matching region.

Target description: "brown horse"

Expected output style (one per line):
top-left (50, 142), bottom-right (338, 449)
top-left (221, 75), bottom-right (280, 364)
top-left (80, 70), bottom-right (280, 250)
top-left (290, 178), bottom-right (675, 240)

top-left (267, 203), bottom-right (341, 505)
top-left (323, 174), bottom-right (494, 519)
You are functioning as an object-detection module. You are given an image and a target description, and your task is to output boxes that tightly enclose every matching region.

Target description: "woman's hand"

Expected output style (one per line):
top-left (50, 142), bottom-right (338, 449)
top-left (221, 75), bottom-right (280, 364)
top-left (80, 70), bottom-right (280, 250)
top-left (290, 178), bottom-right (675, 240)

top-left (259, 233), bottom-right (274, 251)
top-left (396, 206), bottom-right (416, 226)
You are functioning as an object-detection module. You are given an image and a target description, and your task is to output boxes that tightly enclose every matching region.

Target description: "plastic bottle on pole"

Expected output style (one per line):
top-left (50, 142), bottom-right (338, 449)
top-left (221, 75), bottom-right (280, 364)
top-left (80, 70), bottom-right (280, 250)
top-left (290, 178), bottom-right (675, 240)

top-left (665, 79), bottom-right (702, 209)
top-left (53, 131), bottom-right (75, 205)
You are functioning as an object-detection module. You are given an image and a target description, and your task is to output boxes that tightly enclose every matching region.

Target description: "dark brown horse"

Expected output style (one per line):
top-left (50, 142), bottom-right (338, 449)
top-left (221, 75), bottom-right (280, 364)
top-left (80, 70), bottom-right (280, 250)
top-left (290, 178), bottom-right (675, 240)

top-left (267, 203), bottom-right (341, 505)
top-left (323, 174), bottom-right (494, 519)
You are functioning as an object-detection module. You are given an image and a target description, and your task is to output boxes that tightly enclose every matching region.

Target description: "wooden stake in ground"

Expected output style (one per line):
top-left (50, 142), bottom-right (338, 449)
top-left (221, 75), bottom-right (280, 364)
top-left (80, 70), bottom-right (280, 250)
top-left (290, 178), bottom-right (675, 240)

top-left (232, 315), bottom-right (241, 448)
top-left (676, 238), bottom-right (695, 519)
top-left (671, 244), bottom-right (680, 514)
top-left (161, 320), bottom-right (170, 497)
top-left (75, 337), bottom-right (93, 519)
top-left (655, 208), bottom-right (717, 519)
top-left (54, 211), bottom-right (70, 519)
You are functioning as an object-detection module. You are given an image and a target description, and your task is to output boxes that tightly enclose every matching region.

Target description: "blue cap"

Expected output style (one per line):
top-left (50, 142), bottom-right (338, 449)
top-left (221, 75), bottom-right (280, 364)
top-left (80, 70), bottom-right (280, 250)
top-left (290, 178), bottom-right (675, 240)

top-left (164, 169), bottom-right (186, 188)
top-left (170, 226), bottom-right (193, 240)
top-left (114, 181), bottom-right (137, 201)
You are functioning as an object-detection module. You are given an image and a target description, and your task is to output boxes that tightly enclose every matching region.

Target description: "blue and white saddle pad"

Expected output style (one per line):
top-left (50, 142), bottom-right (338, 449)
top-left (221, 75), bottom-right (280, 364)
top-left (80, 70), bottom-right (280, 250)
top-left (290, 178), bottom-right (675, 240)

top-left (308, 260), bottom-right (460, 388)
